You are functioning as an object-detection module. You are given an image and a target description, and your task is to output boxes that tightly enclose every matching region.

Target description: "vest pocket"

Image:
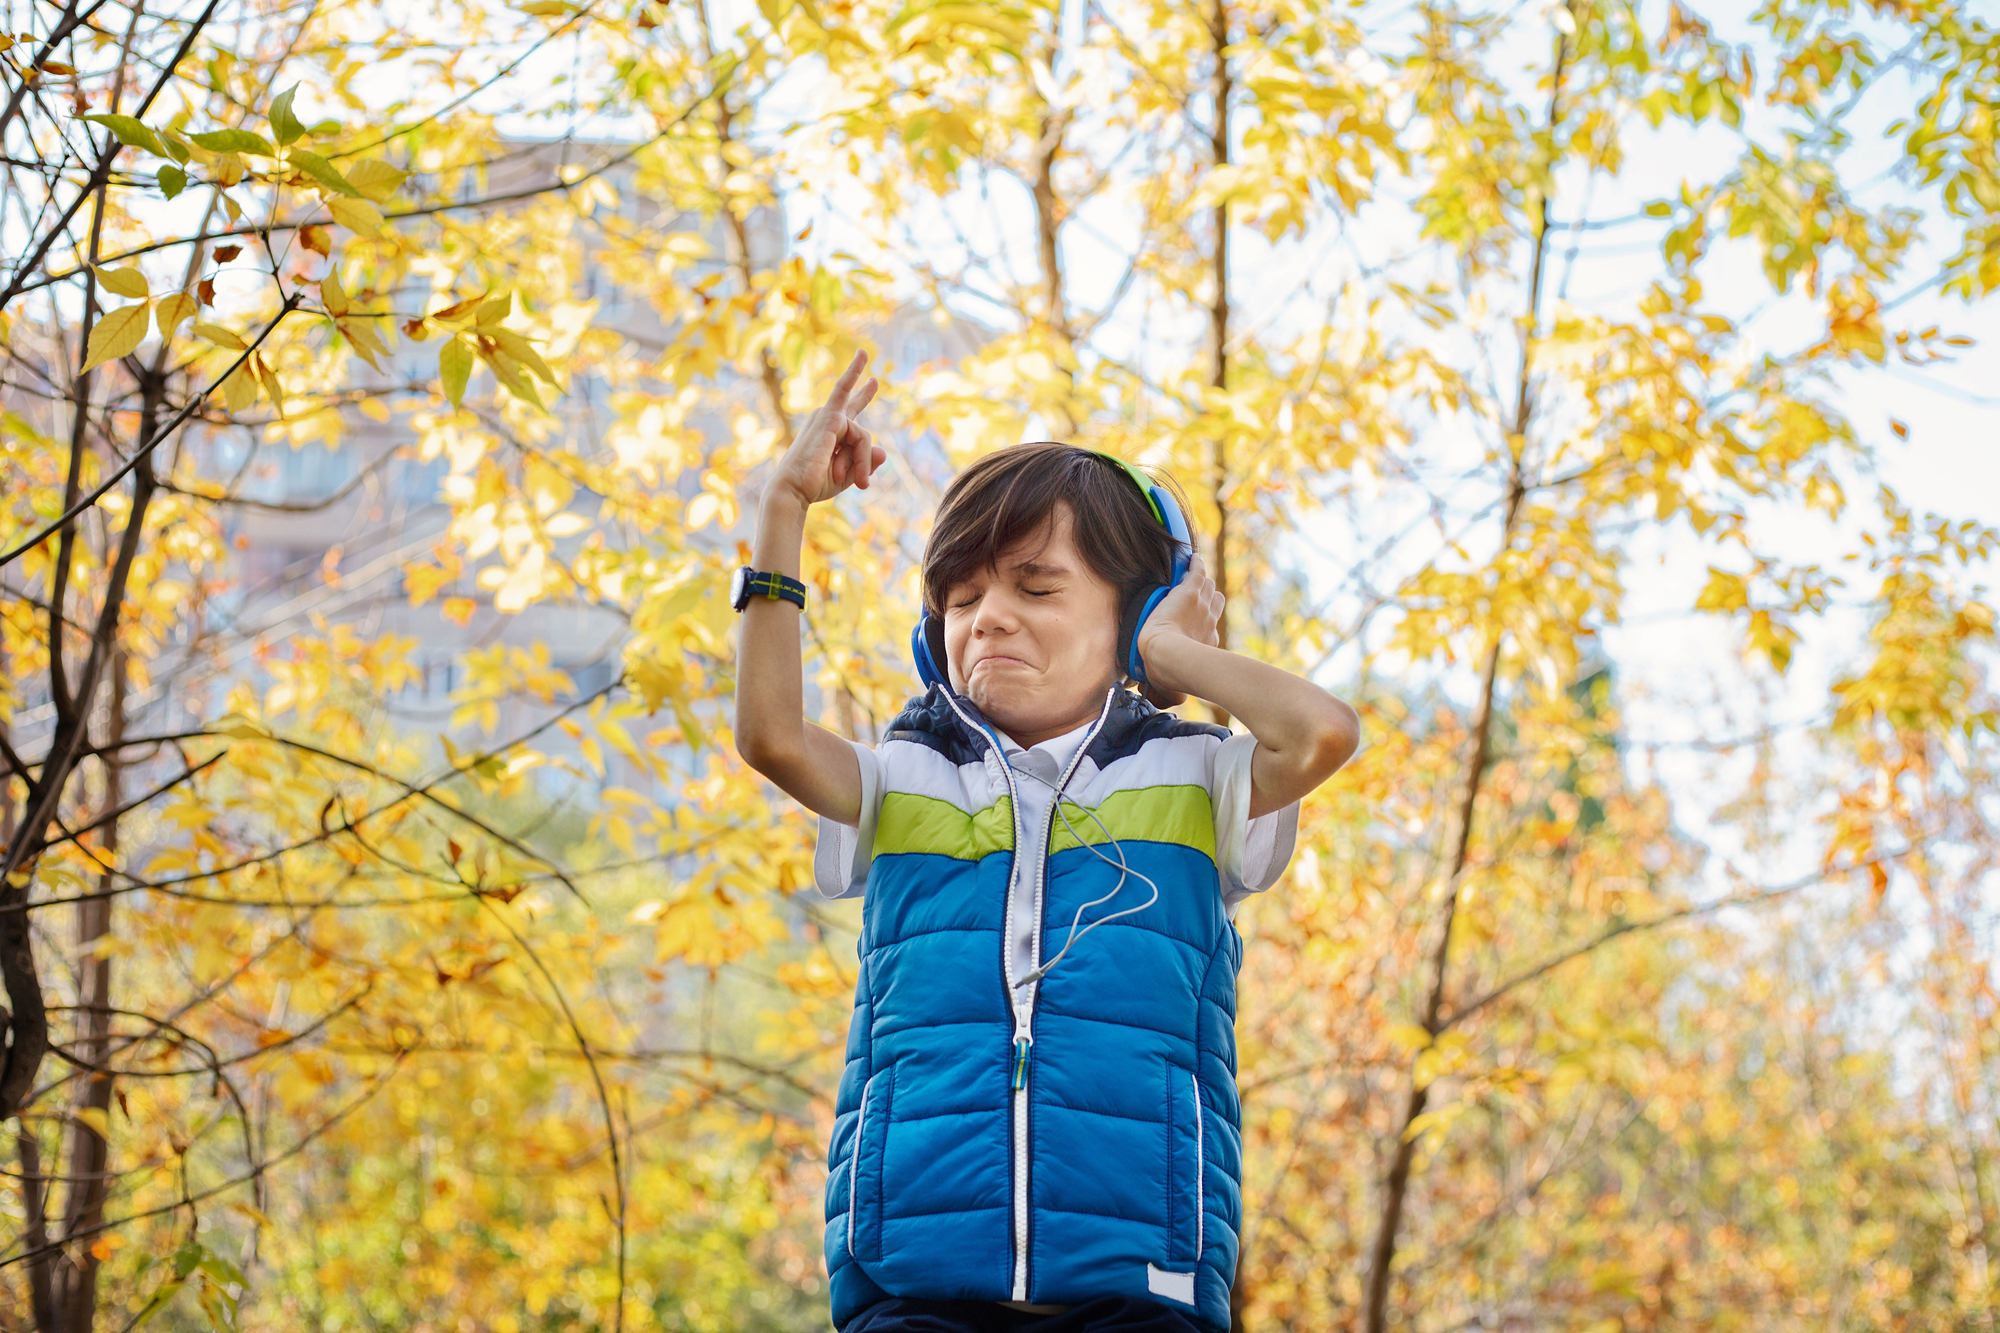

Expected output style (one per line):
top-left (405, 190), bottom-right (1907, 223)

top-left (1168, 1065), bottom-right (1205, 1266)
top-left (849, 1066), bottom-right (892, 1264)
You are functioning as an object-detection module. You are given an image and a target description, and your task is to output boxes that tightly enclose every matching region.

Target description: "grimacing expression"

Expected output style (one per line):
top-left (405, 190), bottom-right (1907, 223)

top-left (943, 506), bottom-right (1123, 740)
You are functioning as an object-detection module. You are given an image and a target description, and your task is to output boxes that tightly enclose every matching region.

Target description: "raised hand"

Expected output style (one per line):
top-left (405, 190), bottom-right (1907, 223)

top-left (1134, 553), bottom-right (1225, 704)
top-left (769, 350), bottom-right (885, 509)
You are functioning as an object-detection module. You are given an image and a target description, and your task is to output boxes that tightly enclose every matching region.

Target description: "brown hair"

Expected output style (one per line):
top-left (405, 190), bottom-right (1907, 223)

top-left (921, 443), bottom-right (1184, 633)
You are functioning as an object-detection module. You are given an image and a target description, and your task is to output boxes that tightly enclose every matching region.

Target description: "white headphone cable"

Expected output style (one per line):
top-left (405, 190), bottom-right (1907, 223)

top-left (1008, 760), bottom-right (1161, 991)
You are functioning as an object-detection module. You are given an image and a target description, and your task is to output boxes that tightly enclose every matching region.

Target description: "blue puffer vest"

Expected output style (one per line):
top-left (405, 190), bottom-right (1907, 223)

top-left (824, 685), bottom-right (1243, 1333)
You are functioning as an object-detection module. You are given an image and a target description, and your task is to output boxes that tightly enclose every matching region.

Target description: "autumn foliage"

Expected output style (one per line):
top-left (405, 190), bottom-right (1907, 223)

top-left (1, 1), bottom-right (1997, 1330)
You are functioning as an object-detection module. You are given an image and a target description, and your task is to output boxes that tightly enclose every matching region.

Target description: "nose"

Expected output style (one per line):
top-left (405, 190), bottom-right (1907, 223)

top-left (971, 587), bottom-right (1019, 639)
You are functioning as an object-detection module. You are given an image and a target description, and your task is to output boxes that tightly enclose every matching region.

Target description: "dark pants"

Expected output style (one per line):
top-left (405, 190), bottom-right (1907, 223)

top-left (843, 1297), bottom-right (1207, 1333)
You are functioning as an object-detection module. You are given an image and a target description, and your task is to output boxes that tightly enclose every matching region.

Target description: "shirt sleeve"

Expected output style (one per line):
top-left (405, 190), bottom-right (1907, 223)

top-left (812, 739), bottom-right (883, 901)
top-left (1210, 731), bottom-right (1301, 911)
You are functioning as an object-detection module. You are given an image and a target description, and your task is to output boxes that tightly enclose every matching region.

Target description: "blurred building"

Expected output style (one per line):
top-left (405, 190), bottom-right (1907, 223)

top-left (162, 139), bottom-right (974, 751)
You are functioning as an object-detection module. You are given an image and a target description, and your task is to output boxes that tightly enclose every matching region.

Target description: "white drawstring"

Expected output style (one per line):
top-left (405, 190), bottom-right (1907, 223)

top-left (1008, 759), bottom-right (1160, 991)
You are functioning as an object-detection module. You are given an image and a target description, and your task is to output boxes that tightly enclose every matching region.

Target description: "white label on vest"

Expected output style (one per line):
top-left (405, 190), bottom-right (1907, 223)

top-left (1146, 1264), bottom-right (1196, 1306)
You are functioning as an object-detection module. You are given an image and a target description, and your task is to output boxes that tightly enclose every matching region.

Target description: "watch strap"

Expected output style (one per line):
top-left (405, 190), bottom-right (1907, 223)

top-left (735, 568), bottom-right (807, 611)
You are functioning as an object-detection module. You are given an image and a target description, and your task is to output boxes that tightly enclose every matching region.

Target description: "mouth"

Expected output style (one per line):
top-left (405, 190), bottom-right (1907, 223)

top-left (971, 654), bottom-right (1034, 672)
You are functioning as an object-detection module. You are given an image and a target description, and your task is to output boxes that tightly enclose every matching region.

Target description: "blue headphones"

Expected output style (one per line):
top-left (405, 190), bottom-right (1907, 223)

top-left (911, 451), bottom-right (1194, 692)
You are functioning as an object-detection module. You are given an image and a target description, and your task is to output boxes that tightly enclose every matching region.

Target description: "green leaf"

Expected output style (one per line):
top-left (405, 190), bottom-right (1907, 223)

top-left (157, 164), bottom-right (188, 199)
top-left (197, 1253), bottom-right (247, 1287)
top-left (83, 113), bottom-right (164, 157)
top-left (171, 1241), bottom-right (205, 1280)
top-left (439, 338), bottom-right (473, 408)
top-left (190, 128), bottom-right (275, 157)
top-left (130, 1280), bottom-right (185, 1330)
top-left (287, 147), bottom-right (358, 197)
top-left (268, 84), bottom-right (306, 146)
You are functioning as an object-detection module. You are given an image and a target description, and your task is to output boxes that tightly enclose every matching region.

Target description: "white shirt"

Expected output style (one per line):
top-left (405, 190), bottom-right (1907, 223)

top-left (995, 722), bottom-right (1095, 992)
top-left (813, 725), bottom-right (1300, 915)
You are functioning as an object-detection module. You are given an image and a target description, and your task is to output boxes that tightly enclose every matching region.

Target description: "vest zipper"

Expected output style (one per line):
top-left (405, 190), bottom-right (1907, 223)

top-left (943, 686), bottom-right (1118, 1304)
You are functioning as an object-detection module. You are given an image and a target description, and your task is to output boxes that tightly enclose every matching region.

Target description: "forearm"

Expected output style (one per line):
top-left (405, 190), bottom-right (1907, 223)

top-left (1143, 635), bottom-right (1359, 814)
top-left (732, 494), bottom-right (861, 822)
top-left (735, 493), bottom-right (807, 757)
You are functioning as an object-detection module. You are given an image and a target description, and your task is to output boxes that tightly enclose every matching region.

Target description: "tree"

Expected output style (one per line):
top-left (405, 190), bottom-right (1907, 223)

top-left (5, 0), bottom-right (1998, 1328)
top-left (1, 1), bottom-right (888, 1327)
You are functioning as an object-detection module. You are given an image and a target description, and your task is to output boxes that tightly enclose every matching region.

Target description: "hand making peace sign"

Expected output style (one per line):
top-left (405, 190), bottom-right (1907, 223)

top-left (769, 350), bottom-right (884, 509)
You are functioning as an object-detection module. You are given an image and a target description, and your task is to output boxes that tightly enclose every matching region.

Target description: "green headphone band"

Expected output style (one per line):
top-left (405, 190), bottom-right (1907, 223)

top-left (1088, 450), bottom-right (1172, 529)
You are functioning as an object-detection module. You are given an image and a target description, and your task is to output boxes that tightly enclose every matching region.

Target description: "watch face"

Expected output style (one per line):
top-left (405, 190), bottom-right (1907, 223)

top-left (730, 566), bottom-right (750, 609)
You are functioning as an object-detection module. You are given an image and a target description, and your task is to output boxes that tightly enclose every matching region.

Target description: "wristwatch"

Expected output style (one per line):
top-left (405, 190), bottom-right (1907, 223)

top-left (730, 566), bottom-right (807, 612)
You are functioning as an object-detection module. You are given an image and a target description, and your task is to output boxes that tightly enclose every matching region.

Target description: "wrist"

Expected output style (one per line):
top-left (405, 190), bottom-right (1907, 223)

top-left (759, 488), bottom-right (811, 524)
top-left (1137, 628), bottom-right (1204, 693)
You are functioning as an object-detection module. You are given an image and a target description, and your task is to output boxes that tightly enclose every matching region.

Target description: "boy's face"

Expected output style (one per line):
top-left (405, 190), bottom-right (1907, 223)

top-left (943, 505), bottom-right (1122, 746)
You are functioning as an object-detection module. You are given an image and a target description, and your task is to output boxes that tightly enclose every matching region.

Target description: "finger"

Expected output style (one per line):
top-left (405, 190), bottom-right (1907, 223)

top-left (829, 350), bottom-right (869, 407)
top-left (855, 429), bottom-right (876, 488)
top-left (850, 376), bottom-right (879, 417)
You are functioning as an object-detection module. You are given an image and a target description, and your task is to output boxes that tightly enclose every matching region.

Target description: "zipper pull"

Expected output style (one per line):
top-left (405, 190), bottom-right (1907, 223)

top-left (1012, 1036), bottom-right (1032, 1090)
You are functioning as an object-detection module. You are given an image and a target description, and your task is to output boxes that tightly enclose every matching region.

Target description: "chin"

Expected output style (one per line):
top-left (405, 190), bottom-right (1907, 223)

top-left (965, 679), bottom-right (1033, 720)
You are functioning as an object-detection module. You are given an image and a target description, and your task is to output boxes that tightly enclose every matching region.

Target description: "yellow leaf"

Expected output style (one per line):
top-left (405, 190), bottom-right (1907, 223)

top-left (82, 303), bottom-right (152, 371)
top-left (338, 316), bottom-right (388, 371)
top-left (251, 353), bottom-right (285, 417)
top-left (94, 266), bottom-right (150, 299)
top-left (319, 267), bottom-right (350, 315)
top-left (155, 291), bottom-right (197, 341)
top-left (326, 195), bottom-right (385, 235)
top-left (220, 365), bottom-right (257, 413)
top-left (485, 328), bottom-right (560, 386)
top-left (344, 158), bottom-right (407, 203)
top-left (439, 338), bottom-right (473, 408)
top-left (229, 1201), bottom-right (275, 1227)
top-left (74, 1106), bottom-right (110, 1139)
top-left (192, 321), bottom-right (248, 350)
top-left (1387, 1022), bottom-right (1434, 1054)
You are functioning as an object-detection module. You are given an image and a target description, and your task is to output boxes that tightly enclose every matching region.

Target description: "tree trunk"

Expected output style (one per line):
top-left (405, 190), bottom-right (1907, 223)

top-left (1032, 102), bottom-right (1077, 437)
top-left (1358, 20), bottom-right (1570, 1330)
top-left (698, 0), bottom-right (792, 452)
top-left (52, 649), bottom-right (124, 1333)
top-left (2, 367), bottom-right (163, 1118)
top-left (1206, 0), bottom-right (1232, 673)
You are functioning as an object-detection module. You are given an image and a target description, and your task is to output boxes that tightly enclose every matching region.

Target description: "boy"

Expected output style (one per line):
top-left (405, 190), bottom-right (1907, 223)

top-left (734, 352), bottom-right (1358, 1333)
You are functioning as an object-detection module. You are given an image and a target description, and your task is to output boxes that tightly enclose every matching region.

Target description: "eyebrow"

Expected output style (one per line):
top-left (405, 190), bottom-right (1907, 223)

top-left (1010, 559), bottom-right (1070, 578)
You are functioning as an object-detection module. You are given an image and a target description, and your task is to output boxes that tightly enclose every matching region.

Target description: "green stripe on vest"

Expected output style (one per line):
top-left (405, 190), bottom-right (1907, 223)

top-left (1049, 784), bottom-right (1216, 859)
top-left (876, 792), bottom-right (1016, 861)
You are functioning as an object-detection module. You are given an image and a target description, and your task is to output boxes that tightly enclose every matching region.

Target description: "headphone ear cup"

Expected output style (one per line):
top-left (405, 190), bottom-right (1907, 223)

top-left (926, 614), bottom-right (949, 687)
top-left (1124, 584), bottom-right (1175, 684)
top-left (911, 611), bottom-right (951, 690)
